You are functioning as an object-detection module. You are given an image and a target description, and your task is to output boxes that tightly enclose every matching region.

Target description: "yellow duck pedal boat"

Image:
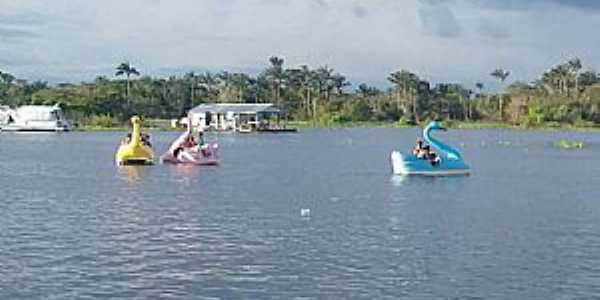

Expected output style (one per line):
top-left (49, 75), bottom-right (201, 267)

top-left (115, 116), bottom-right (154, 165)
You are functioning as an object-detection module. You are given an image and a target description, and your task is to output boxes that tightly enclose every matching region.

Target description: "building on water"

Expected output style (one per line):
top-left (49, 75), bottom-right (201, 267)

top-left (187, 103), bottom-right (296, 133)
top-left (0, 104), bottom-right (72, 132)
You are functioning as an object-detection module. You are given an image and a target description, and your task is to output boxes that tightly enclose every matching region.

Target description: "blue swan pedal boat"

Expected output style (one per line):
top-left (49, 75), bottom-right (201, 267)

top-left (390, 121), bottom-right (470, 176)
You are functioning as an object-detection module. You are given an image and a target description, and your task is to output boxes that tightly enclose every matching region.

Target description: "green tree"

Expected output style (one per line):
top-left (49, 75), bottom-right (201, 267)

top-left (183, 72), bottom-right (199, 114)
top-left (229, 73), bottom-right (253, 103)
top-left (197, 72), bottom-right (220, 102)
top-left (388, 70), bottom-right (420, 123)
top-left (115, 62), bottom-right (140, 109)
top-left (265, 56), bottom-right (285, 106)
top-left (578, 70), bottom-right (599, 88)
top-left (568, 57), bottom-right (582, 95)
top-left (0, 71), bottom-right (16, 85)
top-left (490, 68), bottom-right (510, 120)
top-left (475, 82), bottom-right (484, 95)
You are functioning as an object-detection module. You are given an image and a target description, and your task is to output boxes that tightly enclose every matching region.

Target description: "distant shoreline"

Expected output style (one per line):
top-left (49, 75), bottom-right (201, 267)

top-left (288, 120), bottom-right (600, 131)
top-left (3, 57), bottom-right (600, 131)
top-left (74, 121), bottom-right (600, 132)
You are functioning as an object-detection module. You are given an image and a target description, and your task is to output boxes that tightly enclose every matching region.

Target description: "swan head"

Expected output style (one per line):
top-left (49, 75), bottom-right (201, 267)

top-left (425, 121), bottom-right (446, 132)
top-left (130, 116), bottom-right (141, 126)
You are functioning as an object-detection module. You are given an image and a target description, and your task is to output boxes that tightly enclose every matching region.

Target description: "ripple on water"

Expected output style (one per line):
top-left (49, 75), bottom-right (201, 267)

top-left (2, 130), bottom-right (600, 299)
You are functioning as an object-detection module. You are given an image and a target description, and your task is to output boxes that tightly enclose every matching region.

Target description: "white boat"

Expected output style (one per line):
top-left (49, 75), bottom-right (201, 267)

top-left (0, 104), bottom-right (71, 132)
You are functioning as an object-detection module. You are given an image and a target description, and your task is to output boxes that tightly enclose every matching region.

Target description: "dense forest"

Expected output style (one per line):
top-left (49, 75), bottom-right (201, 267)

top-left (2, 56), bottom-right (600, 128)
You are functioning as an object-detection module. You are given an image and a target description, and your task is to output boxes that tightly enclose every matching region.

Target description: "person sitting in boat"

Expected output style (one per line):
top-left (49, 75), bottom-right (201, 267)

top-left (196, 127), bottom-right (212, 157)
top-left (121, 133), bottom-right (132, 145)
top-left (428, 151), bottom-right (441, 166)
top-left (182, 135), bottom-right (197, 149)
top-left (417, 144), bottom-right (430, 159)
top-left (197, 127), bottom-right (206, 147)
top-left (420, 145), bottom-right (441, 165)
top-left (141, 133), bottom-right (152, 147)
top-left (412, 139), bottom-right (424, 156)
top-left (173, 146), bottom-right (194, 163)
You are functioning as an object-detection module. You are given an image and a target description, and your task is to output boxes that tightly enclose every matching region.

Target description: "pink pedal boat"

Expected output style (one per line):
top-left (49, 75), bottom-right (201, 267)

top-left (160, 142), bottom-right (219, 165)
top-left (160, 117), bottom-right (219, 165)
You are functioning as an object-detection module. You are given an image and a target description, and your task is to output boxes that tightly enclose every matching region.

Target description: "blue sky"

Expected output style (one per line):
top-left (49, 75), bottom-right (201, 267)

top-left (1, 0), bottom-right (600, 90)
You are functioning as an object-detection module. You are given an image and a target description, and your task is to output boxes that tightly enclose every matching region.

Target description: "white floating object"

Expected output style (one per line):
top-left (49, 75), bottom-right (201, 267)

top-left (300, 208), bottom-right (311, 217)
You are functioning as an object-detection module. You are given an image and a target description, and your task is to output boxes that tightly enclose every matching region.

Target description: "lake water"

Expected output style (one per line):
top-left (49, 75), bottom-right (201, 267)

top-left (1, 128), bottom-right (600, 299)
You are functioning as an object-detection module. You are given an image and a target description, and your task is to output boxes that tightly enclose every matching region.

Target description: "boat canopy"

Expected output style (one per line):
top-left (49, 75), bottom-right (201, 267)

top-left (14, 105), bottom-right (63, 121)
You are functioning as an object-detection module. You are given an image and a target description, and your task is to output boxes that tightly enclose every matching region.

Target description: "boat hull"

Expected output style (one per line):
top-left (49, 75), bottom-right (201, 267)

top-left (391, 151), bottom-right (470, 176)
top-left (257, 128), bottom-right (298, 133)
top-left (160, 143), bottom-right (219, 165)
top-left (0, 105), bottom-right (72, 133)
top-left (0, 125), bottom-right (70, 132)
top-left (116, 144), bottom-right (154, 166)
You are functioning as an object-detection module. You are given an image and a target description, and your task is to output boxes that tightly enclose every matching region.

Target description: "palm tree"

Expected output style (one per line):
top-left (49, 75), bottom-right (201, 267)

top-left (357, 83), bottom-right (381, 116)
top-left (305, 66), bottom-right (333, 119)
top-left (388, 70), bottom-right (420, 122)
top-left (216, 71), bottom-right (233, 102)
top-left (183, 72), bottom-right (199, 114)
top-left (315, 66), bottom-right (334, 102)
top-left (296, 65), bottom-right (316, 118)
top-left (578, 70), bottom-right (599, 88)
top-left (473, 82), bottom-right (485, 119)
top-left (490, 68), bottom-right (510, 120)
top-left (266, 56), bottom-right (285, 106)
top-left (475, 82), bottom-right (484, 95)
top-left (357, 83), bottom-right (380, 98)
top-left (197, 72), bottom-right (220, 102)
top-left (540, 68), bottom-right (560, 94)
top-left (463, 88), bottom-right (474, 120)
top-left (229, 73), bottom-right (252, 103)
top-left (554, 64), bottom-right (570, 95)
top-left (0, 71), bottom-right (16, 85)
top-left (387, 71), bottom-right (406, 114)
top-left (115, 62), bottom-right (140, 107)
top-left (284, 68), bottom-right (307, 115)
top-left (490, 69), bottom-right (510, 84)
top-left (331, 73), bottom-right (350, 95)
top-left (568, 57), bottom-right (582, 96)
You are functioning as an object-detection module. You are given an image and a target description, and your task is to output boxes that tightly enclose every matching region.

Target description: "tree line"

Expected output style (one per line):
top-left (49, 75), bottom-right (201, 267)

top-left (2, 56), bottom-right (600, 127)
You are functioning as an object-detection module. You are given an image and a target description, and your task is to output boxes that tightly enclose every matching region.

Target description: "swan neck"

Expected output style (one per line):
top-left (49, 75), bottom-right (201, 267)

top-left (131, 121), bottom-right (142, 146)
top-left (424, 127), bottom-right (461, 159)
top-left (424, 127), bottom-right (441, 150)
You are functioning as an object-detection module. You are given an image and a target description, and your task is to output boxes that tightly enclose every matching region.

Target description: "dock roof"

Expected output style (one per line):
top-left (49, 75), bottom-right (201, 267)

top-left (189, 103), bottom-right (280, 114)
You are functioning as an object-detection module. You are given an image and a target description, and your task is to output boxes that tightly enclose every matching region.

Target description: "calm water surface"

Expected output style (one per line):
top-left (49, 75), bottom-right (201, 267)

top-left (1, 128), bottom-right (600, 299)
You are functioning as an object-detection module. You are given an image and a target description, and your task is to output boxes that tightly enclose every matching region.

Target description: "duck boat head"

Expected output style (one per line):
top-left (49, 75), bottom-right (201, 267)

top-left (115, 116), bottom-right (154, 166)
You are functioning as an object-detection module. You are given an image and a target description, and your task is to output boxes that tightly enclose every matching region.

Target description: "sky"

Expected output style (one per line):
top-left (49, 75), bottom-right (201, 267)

top-left (1, 0), bottom-right (600, 90)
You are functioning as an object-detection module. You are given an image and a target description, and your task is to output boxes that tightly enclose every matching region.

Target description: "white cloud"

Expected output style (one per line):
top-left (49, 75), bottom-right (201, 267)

top-left (1, 0), bottom-right (600, 90)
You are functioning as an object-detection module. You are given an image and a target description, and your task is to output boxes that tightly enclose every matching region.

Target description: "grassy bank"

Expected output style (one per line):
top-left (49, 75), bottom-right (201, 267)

top-left (288, 121), bottom-right (600, 131)
top-left (287, 120), bottom-right (600, 131)
top-left (288, 120), bottom-right (412, 129)
top-left (73, 119), bottom-right (600, 132)
top-left (76, 125), bottom-right (180, 132)
top-left (75, 126), bottom-right (128, 132)
top-left (75, 118), bottom-right (179, 132)
top-left (288, 120), bottom-right (516, 129)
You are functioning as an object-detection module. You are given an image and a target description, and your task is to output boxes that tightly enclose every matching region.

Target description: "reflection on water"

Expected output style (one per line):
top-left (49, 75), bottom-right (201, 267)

top-left (1, 129), bottom-right (600, 299)
top-left (117, 165), bottom-right (148, 184)
top-left (390, 174), bottom-right (407, 187)
top-left (390, 173), bottom-right (470, 188)
top-left (170, 164), bottom-right (202, 178)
